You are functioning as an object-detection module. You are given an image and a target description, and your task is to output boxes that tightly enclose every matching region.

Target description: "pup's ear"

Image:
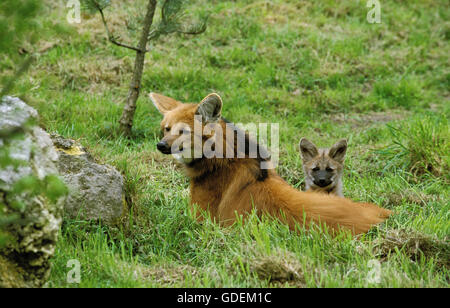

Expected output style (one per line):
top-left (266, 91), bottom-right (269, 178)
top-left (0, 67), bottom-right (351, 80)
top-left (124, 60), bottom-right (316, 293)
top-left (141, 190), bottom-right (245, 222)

top-left (149, 92), bottom-right (182, 115)
top-left (195, 93), bottom-right (222, 122)
top-left (329, 139), bottom-right (347, 163)
top-left (299, 138), bottom-right (318, 162)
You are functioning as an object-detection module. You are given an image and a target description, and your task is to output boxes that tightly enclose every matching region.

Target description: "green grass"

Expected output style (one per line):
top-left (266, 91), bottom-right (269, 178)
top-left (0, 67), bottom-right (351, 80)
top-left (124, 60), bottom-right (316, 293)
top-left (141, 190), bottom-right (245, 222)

top-left (4, 0), bottom-right (449, 287)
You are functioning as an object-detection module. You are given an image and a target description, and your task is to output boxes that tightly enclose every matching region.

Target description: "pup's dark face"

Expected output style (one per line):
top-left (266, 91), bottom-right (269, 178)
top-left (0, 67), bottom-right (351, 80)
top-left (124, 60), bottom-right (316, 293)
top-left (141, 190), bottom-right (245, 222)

top-left (299, 138), bottom-right (347, 191)
top-left (309, 163), bottom-right (336, 188)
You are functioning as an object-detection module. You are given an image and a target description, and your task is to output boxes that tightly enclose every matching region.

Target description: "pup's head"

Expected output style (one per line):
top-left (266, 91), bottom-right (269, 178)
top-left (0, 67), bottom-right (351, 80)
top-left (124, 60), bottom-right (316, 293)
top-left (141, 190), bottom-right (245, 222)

top-left (299, 138), bottom-right (347, 191)
top-left (150, 92), bottom-right (223, 162)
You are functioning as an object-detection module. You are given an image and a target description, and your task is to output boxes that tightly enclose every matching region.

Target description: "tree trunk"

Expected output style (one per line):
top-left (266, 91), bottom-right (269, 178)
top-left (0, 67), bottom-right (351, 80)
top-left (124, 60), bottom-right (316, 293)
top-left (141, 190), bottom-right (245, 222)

top-left (119, 0), bottom-right (157, 137)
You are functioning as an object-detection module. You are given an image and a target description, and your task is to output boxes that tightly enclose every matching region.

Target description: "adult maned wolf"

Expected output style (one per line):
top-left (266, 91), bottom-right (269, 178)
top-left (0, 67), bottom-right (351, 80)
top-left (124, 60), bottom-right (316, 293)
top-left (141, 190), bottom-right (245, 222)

top-left (150, 92), bottom-right (391, 235)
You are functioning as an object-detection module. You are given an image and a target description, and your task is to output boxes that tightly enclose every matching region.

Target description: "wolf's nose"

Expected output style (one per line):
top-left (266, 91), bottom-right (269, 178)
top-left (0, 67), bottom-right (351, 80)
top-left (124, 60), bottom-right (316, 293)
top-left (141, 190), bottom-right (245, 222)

top-left (157, 141), bottom-right (170, 154)
top-left (316, 179), bottom-right (331, 187)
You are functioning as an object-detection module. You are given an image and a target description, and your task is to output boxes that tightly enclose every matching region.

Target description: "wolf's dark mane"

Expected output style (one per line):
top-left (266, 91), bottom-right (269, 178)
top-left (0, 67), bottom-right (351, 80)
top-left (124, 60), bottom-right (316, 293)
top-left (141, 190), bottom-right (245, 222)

top-left (221, 117), bottom-right (271, 163)
top-left (187, 117), bottom-right (269, 182)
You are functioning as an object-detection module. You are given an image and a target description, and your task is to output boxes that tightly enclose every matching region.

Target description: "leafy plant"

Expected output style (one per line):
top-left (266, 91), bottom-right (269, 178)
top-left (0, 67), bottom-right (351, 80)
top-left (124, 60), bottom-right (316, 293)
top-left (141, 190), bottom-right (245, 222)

top-left (0, 0), bottom-right (46, 249)
top-left (0, 0), bottom-right (42, 96)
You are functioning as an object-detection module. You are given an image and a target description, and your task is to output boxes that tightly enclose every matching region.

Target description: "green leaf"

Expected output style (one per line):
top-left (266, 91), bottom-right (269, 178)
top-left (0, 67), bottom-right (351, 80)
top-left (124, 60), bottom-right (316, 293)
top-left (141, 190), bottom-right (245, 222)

top-left (44, 175), bottom-right (68, 203)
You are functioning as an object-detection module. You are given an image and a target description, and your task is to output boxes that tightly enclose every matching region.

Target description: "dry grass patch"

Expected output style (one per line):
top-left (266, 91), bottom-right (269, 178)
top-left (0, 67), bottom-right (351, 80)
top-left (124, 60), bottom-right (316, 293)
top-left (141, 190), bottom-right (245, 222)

top-left (374, 229), bottom-right (450, 270)
top-left (233, 248), bottom-right (306, 287)
top-left (330, 111), bottom-right (407, 129)
top-left (383, 189), bottom-right (441, 207)
top-left (138, 263), bottom-right (198, 286)
top-left (52, 56), bottom-right (133, 92)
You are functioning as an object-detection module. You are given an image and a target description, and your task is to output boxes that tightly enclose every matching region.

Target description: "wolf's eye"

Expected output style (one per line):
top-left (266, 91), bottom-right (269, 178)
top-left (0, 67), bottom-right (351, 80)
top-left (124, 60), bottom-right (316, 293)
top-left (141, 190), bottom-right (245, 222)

top-left (326, 167), bottom-right (334, 172)
top-left (312, 167), bottom-right (320, 172)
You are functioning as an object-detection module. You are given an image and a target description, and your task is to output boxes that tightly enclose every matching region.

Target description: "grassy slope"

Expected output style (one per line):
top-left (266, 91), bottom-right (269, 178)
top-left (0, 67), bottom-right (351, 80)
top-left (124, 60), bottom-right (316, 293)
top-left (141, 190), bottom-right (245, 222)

top-left (5, 0), bottom-right (449, 287)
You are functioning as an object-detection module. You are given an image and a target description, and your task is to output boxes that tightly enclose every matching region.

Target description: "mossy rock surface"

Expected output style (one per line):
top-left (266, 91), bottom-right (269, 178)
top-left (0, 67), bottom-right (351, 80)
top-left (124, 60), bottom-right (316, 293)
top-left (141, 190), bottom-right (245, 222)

top-left (51, 135), bottom-right (126, 225)
top-left (0, 96), bottom-right (65, 288)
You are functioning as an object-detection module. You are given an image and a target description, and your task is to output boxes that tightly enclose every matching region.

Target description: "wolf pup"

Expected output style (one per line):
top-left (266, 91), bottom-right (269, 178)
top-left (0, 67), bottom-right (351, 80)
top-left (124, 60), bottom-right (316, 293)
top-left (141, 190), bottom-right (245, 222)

top-left (150, 92), bottom-right (391, 235)
top-left (299, 138), bottom-right (347, 197)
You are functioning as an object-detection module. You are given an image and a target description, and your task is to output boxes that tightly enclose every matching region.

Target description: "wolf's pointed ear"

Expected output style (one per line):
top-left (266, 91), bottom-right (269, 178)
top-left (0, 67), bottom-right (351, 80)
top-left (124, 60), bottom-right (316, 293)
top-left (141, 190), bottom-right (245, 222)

top-left (299, 138), bottom-right (318, 162)
top-left (329, 139), bottom-right (347, 163)
top-left (195, 93), bottom-right (222, 122)
top-left (149, 92), bottom-right (182, 115)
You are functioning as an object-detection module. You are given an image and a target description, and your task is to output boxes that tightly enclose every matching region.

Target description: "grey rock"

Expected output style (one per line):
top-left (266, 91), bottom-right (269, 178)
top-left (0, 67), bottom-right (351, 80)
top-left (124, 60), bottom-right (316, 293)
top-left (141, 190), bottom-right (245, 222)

top-left (0, 96), bottom-right (38, 137)
top-left (51, 135), bottom-right (126, 225)
top-left (0, 96), bottom-right (65, 288)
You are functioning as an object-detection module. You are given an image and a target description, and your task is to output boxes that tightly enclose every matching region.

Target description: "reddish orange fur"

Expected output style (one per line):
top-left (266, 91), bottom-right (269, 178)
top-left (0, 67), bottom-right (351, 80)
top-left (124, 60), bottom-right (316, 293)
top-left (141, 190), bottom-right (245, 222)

top-left (151, 93), bottom-right (392, 236)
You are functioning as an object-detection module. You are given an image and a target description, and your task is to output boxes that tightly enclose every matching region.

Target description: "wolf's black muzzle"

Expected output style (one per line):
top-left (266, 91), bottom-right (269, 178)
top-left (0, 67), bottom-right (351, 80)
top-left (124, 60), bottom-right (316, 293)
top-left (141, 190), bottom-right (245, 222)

top-left (157, 140), bottom-right (171, 154)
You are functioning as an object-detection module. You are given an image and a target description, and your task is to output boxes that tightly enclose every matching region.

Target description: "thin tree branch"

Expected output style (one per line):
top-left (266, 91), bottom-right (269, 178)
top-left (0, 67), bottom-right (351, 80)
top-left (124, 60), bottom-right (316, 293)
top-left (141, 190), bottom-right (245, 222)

top-left (96, 4), bottom-right (148, 53)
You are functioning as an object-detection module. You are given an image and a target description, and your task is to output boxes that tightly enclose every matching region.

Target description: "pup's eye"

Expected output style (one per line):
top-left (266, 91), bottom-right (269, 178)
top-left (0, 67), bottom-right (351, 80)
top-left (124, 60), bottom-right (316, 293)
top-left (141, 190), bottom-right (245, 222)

top-left (165, 127), bottom-right (171, 132)
top-left (312, 167), bottom-right (320, 172)
top-left (326, 167), bottom-right (334, 172)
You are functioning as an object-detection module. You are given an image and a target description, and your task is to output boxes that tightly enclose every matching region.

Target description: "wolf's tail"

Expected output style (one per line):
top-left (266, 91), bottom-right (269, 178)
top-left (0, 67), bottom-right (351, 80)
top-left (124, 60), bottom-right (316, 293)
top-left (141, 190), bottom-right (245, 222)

top-left (268, 178), bottom-right (392, 235)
